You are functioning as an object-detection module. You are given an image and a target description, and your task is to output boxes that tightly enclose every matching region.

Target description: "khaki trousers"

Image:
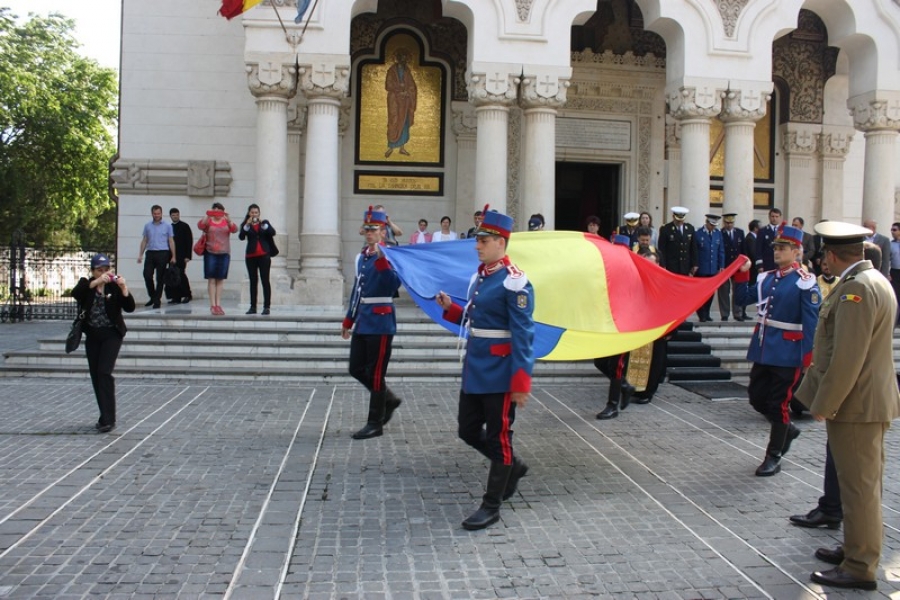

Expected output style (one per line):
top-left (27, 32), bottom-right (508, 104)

top-left (826, 420), bottom-right (889, 580)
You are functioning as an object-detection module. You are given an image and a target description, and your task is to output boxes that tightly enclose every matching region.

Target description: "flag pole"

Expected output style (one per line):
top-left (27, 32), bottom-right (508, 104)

top-left (297, 0), bottom-right (320, 42)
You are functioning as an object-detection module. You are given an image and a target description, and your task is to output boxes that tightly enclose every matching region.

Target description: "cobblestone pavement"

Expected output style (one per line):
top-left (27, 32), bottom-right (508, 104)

top-left (0, 374), bottom-right (899, 599)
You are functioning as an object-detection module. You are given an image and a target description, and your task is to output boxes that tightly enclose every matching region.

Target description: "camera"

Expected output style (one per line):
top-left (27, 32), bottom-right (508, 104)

top-left (108, 274), bottom-right (118, 282)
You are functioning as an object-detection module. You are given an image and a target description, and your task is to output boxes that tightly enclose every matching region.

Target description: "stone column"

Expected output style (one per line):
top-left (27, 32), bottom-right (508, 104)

top-left (817, 127), bottom-right (854, 221)
top-left (719, 86), bottom-right (770, 220)
top-left (452, 103), bottom-right (478, 228)
top-left (850, 92), bottom-right (900, 229)
top-left (519, 69), bottom-right (569, 231)
top-left (286, 101), bottom-right (307, 271)
top-left (295, 56), bottom-right (351, 307)
top-left (468, 66), bottom-right (519, 214)
top-left (668, 85), bottom-right (724, 220)
top-left (247, 58), bottom-right (297, 306)
top-left (780, 123), bottom-right (819, 220)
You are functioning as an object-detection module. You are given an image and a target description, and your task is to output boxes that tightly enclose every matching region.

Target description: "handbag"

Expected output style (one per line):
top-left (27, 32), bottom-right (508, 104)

top-left (164, 263), bottom-right (181, 287)
top-left (268, 235), bottom-right (279, 258)
top-left (65, 310), bottom-right (86, 354)
top-left (193, 233), bottom-right (207, 256)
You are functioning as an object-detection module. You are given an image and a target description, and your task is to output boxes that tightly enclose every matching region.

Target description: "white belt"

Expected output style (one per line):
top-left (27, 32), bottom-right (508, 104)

top-left (757, 317), bottom-right (803, 331)
top-left (470, 327), bottom-right (511, 339)
top-left (359, 297), bottom-right (393, 304)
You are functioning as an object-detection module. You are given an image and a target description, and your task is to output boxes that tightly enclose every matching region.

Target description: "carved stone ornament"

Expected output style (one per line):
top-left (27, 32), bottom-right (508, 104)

top-left (817, 131), bottom-right (853, 157)
top-left (667, 86), bottom-right (723, 120)
top-left (111, 160), bottom-right (233, 197)
top-left (467, 71), bottom-right (519, 106)
top-left (849, 94), bottom-right (900, 132)
top-left (246, 62), bottom-right (298, 98)
top-left (452, 103), bottom-right (478, 137)
top-left (571, 49), bottom-right (666, 71)
top-left (717, 0), bottom-right (749, 38)
top-left (719, 88), bottom-right (770, 123)
top-left (297, 61), bottom-right (351, 99)
top-left (781, 128), bottom-right (817, 155)
top-left (516, 0), bottom-right (534, 22)
top-left (519, 75), bottom-right (570, 109)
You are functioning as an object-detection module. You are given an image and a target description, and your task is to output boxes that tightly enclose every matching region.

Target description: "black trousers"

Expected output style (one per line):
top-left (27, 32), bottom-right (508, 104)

top-left (747, 363), bottom-right (802, 424)
top-left (458, 391), bottom-right (517, 465)
top-left (245, 255), bottom-right (272, 309)
top-left (84, 326), bottom-right (123, 427)
top-left (348, 333), bottom-right (393, 392)
top-left (593, 353), bottom-right (629, 381)
top-left (165, 258), bottom-right (192, 302)
top-left (143, 250), bottom-right (170, 303)
top-left (819, 441), bottom-right (842, 517)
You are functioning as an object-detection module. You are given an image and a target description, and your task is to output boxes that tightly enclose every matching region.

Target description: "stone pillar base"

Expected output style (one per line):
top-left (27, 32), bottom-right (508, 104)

top-left (292, 273), bottom-right (344, 307)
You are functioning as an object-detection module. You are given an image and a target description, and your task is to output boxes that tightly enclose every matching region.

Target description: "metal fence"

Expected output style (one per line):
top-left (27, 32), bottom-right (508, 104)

top-left (1, 237), bottom-right (116, 323)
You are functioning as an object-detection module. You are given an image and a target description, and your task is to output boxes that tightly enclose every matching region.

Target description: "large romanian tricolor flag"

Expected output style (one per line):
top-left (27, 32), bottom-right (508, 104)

top-left (219, 0), bottom-right (264, 20)
top-left (383, 231), bottom-right (745, 361)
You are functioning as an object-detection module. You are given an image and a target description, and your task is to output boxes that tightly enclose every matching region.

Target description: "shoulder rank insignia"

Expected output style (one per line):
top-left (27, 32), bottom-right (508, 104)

top-left (516, 292), bottom-right (529, 309)
top-left (840, 294), bottom-right (862, 303)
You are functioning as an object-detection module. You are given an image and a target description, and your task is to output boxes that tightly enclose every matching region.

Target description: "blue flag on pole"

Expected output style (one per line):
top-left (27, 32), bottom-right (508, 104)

top-left (295, 0), bottom-right (312, 24)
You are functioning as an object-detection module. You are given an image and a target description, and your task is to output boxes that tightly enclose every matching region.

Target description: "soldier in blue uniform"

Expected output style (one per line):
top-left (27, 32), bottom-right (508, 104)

top-left (755, 207), bottom-right (782, 272)
top-left (738, 224), bottom-right (820, 476)
top-left (693, 214), bottom-right (725, 321)
top-left (342, 206), bottom-right (403, 440)
top-left (435, 206), bottom-right (535, 530)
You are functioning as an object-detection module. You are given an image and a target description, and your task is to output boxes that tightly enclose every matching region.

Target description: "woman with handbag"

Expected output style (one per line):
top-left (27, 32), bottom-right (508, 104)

top-left (239, 203), bottom-right (277, 315)
top-left (71, 254), bottom-right (136, 433)
top-left (198, 202), bottom-right (238, 315)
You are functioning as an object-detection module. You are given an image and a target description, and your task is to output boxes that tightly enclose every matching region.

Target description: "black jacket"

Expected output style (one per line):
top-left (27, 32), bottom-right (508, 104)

top-left (239, 220), bottom-right (277, 256)
top-left (72, 277), bottom-right (136, 337)
top-left (172, 220), bottom-right (194, 262)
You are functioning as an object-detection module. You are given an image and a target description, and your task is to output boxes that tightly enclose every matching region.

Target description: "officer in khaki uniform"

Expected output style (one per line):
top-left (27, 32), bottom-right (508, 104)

top-left (795, 221), bottom-right (900, 591)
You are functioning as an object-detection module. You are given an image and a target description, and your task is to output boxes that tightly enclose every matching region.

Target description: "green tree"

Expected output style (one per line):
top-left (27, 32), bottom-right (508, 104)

top-left (0, 7), bottom-right (118, 248)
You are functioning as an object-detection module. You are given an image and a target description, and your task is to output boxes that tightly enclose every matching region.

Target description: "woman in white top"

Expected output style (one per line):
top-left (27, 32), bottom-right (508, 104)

top-left (432, 216), bottom-right (458, 242)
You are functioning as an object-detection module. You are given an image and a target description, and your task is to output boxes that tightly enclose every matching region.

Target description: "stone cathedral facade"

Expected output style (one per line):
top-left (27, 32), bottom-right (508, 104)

top-left (113, 0), bottom-right (900, 306)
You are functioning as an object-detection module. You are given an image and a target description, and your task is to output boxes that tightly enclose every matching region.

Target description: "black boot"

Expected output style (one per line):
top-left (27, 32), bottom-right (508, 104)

top-left (502, 457), bottom-right (529, 501)
top-left (620, 382), bottom-right (635, 410)
top-left (352, 391), bottom-right (385, 440)
top-left (596, 403), bottom-right (618, 419)
top-left (781, 422), bottom-right (801, 456)
top-left (756, 423), bottom-right (789, 476)
top-left (383, 388), bottom-right (402, 425)
top-left (462, 461), bottom-right (513, 530)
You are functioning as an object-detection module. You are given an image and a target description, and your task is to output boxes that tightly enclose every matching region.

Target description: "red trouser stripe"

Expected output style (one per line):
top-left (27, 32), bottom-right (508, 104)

top-left (780, 366), bottom-right (802, 424)
top-left (372, 335), bottom-right (388, 391)
top-left (499, 392), bottom-right (513, 465)
top-left (615, 354), bottom-right (626, 380)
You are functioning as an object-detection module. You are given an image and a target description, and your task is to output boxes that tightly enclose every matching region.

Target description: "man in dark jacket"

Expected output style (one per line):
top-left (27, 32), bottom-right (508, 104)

top-left (719, 213), bottom-right (746, 320)
top-left (657, 206), bottom-right (696, 276)
top-left (166, 208), bottom-right (193, 304)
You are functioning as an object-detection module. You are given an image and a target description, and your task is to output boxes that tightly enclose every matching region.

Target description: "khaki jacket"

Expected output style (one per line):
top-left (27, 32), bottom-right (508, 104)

top-left (796, 261), bottom-right (900, 422)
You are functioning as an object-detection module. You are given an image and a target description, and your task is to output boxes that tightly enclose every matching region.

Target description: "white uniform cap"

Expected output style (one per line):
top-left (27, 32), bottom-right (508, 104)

top-left (623, 212), bottom-right (640, 220)
top-left (671, 206), bottom-right (689, 215)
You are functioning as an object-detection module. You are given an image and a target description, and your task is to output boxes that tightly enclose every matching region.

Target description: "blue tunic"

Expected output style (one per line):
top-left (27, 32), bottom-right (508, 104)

top-left (444, 259), bottom-right (535, 394)
top-left (739, 264), bottom-right (820, 368)
top-left (694, 227), bottom-right (725, 276)
top-left (343, 247), bottom-right (401, 335)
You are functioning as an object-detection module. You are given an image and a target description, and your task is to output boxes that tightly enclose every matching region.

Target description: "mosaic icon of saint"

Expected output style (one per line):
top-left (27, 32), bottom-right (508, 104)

top-left (384, 49), bottom-right (417, 158)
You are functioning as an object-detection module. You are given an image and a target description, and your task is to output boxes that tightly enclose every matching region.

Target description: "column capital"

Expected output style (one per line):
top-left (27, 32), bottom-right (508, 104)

top-left (452, 102), bottom-right (478, 137)
top-left (849, 91), bottom-right (900, 132)
top-left (667, 83), bottom-right (725, 120)
top-left (817, 126), bottom-right (855, 158)
top-left (467, 65), bottom-right (519, 107)
top-left (780, 122), bottom-right (818, 156)
top-left (518, 68), bottom-right (571, 109)
top-left (297, 55), bottom-right (351, 100)
top-left (719, 86), bottom-right (771, 123)
top-left (246, 58), bottom-right (297, 99)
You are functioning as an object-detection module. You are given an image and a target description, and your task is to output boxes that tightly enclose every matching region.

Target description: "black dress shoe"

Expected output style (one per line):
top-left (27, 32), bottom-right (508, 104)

top-left (502, 457), bottom-right (529, 501)
top-left (815, 545), bottom-right (844, 565)
top-left (755, 454), bottom-right (781, 476)
top-left (168, 299), bottom-right (181, 305)
top-left (620, 383), bottom-right (634, 410)
top-left (632, 397), bottom-right (652, 404)
top-left (810, 567), bottom-right (876, 591)
top-left (596, 405), bottom-right (618, 420)
top-left (351, 423), bottom-right (383, 440)
top-left (790, 508), bottom-right (841, 529)
top-left (246, 308), bottom-right (257, 315)
top-left (181, 297), bottom-right (191, 304)
top-left (382, 397), bottom-right (402, 425)
top-left (261, 308), bottom-right (270, 315)
top-left (97, 423), bottom-right (115, 433)
top-left (144, 300), bottom-right (154, 307)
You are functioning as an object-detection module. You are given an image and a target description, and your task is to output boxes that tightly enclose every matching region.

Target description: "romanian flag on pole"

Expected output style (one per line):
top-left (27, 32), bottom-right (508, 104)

top-left (219, 0), bottom-right (264, 20)
top-left (384, 231), bottom-right (746, 361)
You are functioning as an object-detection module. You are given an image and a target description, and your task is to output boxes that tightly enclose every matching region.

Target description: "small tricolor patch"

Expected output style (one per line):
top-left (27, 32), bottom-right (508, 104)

top-left (840, 294), bottom-right (862, 303)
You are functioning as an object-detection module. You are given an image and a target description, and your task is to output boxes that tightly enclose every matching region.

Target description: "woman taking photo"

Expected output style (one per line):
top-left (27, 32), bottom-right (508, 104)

top-left (198, 202), bottom-right (238, 315)
top-left (72, 254), bottom-right (136, 433)
top-left (239, 203), bottom-right (277, 315)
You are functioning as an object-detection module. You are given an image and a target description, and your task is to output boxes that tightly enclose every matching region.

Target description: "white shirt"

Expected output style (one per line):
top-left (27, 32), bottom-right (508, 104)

top-left (433, 231), bottom-right (457, 242)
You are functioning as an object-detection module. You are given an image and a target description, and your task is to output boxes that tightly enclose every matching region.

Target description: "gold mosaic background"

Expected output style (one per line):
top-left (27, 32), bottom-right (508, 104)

top-left (357, 33), bottom-right (444, 165)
